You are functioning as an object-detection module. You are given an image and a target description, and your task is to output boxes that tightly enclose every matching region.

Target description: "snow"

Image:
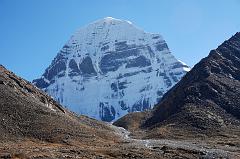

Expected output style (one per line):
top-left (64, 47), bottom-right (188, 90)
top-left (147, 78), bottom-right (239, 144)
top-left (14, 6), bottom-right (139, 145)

top-left (34, 17), bottom-right (190, 121)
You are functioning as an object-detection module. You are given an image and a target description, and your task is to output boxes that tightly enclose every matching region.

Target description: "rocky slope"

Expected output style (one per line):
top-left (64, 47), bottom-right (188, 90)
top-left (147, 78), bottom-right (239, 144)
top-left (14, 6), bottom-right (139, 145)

top-left (33, 17), bottom-right (190, 122)
top-left (114, 32), bottom-right (240, 142)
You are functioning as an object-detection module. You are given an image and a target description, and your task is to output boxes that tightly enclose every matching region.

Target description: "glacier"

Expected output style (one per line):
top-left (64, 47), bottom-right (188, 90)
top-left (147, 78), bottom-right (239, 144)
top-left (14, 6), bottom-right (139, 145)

top-left (33, 17), bottom-right (190, 122)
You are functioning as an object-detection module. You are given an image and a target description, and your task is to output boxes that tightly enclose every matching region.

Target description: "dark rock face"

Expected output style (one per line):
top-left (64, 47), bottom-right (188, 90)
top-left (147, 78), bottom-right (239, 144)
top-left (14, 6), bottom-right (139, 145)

top-left (43, 53), bottom-right (67, 81)
top-left (69, 59), bottom-right (80, 76)
top-left (155, 41), bottom-right (169, 51)
top-left (99, 45), bottom-right (141, 73)
top-left (99, 102), bottom-right (116, 122)
top-left (32, 53), bottom-right (68, 88)
top-left (79, 56), bottom-right (97, 75)
top-left (33, 78), bottom-right (50, 89)
top-left (126, 56), bottom-right (151, 68)
top-left (132, 98), bottom-right (151, 112)
top-left (114, 32), bottom-right (240, 139)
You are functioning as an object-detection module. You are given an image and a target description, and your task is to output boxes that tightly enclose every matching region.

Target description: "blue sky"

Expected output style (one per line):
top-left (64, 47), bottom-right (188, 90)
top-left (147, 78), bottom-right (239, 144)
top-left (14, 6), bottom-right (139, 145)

top-left (0, 0), bottom-right (240, 81)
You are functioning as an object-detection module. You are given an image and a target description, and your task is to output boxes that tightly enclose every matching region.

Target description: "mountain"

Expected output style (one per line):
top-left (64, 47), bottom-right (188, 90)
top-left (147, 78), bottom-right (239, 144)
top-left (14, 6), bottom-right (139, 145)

top-left (33, 17), bottom-right (190, 122)
top-left (114, 32), bottom-right (240, 141)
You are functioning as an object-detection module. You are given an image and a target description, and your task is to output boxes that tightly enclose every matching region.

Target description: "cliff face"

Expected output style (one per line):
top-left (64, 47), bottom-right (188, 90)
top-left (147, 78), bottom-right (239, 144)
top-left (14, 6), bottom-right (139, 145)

top-left (33, 17), bottom-right (189, 122)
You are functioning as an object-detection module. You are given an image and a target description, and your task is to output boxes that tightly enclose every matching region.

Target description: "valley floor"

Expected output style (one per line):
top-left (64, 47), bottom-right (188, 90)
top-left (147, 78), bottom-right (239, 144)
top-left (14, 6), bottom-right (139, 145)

top-left (1, 125), bottom-right (239, 159)
top-left (111, 124), bottom-right (240, 159)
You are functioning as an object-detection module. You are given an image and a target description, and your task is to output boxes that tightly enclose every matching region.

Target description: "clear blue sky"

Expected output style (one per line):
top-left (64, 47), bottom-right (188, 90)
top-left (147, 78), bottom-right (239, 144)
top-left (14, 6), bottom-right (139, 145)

top-left (1, 0), bottom-right (239, 81)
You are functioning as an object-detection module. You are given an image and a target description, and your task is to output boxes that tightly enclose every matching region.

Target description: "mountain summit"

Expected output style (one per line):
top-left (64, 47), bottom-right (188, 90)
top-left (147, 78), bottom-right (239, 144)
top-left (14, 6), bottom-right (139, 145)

top-left (33, 17), bottom-right (190, 121)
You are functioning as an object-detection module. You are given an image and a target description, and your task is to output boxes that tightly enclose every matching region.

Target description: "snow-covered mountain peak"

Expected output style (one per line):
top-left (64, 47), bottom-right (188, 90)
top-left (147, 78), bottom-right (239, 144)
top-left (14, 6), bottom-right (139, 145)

top-left (69, 17), bottom-right (162, 49)
top-left (102, 16), bottom-right (122, 22)
top-left (33, 18), bottom-right (190, 122)
top-left (94, 17), bottom-right (133, 26)
top-left (104, 16), bottom-right (115, 20)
